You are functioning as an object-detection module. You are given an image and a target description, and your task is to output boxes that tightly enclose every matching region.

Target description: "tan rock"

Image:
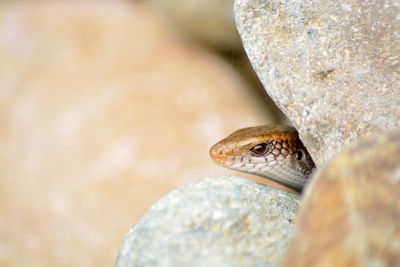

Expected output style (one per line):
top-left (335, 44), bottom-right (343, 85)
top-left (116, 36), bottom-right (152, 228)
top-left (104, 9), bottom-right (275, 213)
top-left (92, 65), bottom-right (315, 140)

top-left (235, 0), bottom-right (400, 166)
top-left (284, 129), bottom-right (400, 266)
top-left (0, 1), bottom-right (273, 266)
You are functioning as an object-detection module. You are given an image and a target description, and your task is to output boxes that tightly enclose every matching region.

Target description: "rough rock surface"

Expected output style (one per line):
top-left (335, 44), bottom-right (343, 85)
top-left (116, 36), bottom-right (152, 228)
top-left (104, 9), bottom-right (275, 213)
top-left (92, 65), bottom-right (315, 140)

top-left (235, 0), bottom-right (400, 166)
top-left (116, 175), bottom-right (300, 267)
top-left (285, 129), bottom-right (400, 266)
top-left (0, 1), bottom-right (273, 266)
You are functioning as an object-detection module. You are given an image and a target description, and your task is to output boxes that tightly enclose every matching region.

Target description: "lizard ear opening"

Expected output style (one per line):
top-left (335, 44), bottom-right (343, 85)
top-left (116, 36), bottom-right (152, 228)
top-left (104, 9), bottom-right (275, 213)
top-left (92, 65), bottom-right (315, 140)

top-left (296, 150), bottom-right (303, 160)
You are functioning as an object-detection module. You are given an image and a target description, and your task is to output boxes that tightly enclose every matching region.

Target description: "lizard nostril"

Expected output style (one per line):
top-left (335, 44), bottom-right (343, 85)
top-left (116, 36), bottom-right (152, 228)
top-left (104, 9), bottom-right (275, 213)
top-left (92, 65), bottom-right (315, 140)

top-left (209, 145), bottom-right (227, 163)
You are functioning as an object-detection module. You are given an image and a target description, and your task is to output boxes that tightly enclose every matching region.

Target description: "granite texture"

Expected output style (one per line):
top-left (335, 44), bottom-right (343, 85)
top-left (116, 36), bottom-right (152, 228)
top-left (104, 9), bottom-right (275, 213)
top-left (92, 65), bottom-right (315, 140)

top-left (235, 0), bottom-right (400, 166)
top-left (116, 175), bottom-right (300, 266)
top-left (285, 128), bottom-right (400, 266)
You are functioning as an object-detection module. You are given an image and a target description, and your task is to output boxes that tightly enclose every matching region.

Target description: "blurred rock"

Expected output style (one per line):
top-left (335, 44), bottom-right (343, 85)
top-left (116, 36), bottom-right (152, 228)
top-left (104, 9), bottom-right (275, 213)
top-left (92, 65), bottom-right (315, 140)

top-left (116, 175), bottom-right (300, 267)
top-left (0, 1), bottom-right (272, 266)
top-left (147, 0), bottom-right (287, 123)
top-left (231, 52), bottom-right (288, 123)
top-left (148, 0), bottom-right (241, 51)
top-left (285, 129), bottom-right (400, 266)
top-left (235, 0), bottom-right (400, 166)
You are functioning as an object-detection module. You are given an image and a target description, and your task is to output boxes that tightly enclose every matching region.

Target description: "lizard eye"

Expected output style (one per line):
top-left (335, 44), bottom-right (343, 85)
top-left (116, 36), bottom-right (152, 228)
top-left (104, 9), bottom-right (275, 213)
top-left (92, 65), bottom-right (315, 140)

top-left (250, 143), bottom-right (267, 155)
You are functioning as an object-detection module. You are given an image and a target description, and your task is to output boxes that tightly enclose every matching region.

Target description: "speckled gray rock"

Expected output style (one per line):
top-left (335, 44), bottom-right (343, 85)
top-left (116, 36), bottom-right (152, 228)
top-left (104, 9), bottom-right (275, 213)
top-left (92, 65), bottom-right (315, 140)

top-left (116, 175), bottom-right (300, 267)
top-left (235, 0), bottom-right (400, 166)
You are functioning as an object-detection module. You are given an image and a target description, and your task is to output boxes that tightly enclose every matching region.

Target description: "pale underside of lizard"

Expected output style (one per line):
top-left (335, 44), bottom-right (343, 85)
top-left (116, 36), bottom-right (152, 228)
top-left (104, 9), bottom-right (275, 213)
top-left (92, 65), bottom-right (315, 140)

top-left (209, 125), bottom-right (315, 192)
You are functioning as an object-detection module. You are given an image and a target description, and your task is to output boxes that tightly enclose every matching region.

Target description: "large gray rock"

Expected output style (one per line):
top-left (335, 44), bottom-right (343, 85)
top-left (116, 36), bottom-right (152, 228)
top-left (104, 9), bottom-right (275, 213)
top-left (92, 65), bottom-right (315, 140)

top-left (235, 0), bottom-right (400, 166)
top-left (116, 175), bottom-right (300, 266)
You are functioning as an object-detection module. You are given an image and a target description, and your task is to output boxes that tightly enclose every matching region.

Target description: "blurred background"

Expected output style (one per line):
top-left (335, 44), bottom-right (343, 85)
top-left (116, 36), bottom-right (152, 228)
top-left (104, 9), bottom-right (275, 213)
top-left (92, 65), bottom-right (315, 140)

top-left (0, 0), bottom-right (288, 266)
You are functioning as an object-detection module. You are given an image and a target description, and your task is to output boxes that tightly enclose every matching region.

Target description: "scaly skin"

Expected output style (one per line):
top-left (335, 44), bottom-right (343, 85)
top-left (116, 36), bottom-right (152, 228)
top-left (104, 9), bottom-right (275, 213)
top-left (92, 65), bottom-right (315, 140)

top-left (209, 125), bottom-right (315, 192)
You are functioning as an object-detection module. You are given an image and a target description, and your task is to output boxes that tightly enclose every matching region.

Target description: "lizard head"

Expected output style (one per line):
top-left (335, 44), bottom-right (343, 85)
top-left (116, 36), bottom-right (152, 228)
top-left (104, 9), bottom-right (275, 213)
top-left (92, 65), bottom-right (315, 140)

top-left (209, 125), bottom-right (315, 191)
